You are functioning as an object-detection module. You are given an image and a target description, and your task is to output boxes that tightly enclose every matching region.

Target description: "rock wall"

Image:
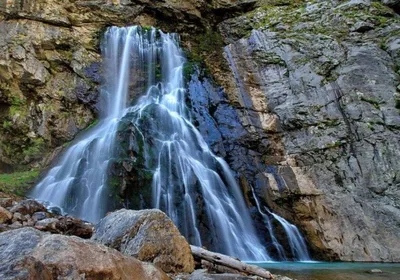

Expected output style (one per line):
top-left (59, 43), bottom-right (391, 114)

top-left (0, 0), bottom-right (254, 171)
top-left (194, 0), bottom-right (400, 261)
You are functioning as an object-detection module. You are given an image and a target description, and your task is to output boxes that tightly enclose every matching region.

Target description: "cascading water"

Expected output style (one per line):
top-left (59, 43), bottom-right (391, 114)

top-left (118, 27), bottom-right (269, 261)
top-left (251, 187), bottom-right (287, 260)
top-left (31, 25), bottom-right (310, 262)
top-left (30, 27), bottom-right (142, 222)
top-left (251, 187), bottom-right (311, 261)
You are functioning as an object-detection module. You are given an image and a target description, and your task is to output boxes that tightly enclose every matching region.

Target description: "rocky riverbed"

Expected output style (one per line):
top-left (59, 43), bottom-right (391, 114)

top-left (0, 193), bottom-right (292, 280)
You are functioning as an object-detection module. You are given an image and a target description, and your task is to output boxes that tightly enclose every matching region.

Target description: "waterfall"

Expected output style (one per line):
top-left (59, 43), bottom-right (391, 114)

top-left (251, 187), bottom-right (311, 261)
top-left (268, 211), bottom-right (311, 261)
top-left (30, 26), bottom-right (269, 261)
top-left (251, 187), bottom-right (287, 260)
top-left (29, 27), bottom-right (144, 222)
top-left (30, 25), bottom-right (310, 262)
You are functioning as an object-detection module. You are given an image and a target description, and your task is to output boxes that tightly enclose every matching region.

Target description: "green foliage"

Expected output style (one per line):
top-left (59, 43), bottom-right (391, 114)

top-left (183, 61), bottom-right (198, 82)
top-left (23, 138), bottom-right (45, 158)
top-left (0, 169), bottom-right (40, 196)
top-left (2, 121), bottom-right (12, 130)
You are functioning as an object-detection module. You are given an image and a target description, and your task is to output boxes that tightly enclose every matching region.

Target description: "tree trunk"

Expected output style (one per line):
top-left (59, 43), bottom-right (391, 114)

top-left (190, 245), bottom-right (273, 279)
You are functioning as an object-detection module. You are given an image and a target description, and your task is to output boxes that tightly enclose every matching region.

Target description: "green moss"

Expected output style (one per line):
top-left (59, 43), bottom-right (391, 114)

top-left (183, 61), bottom-right (198, 82)
top-left (318, 119), bottom-right (340, 128)
top-left (85, 119), bottom-right (99, 130)
top-left (325, 140), bottom-right (344, 149)
top-left (141, 26), bottom-right (153, 32)
top-left (0, 169), bottom-right (40, 196)
top-left (367, 122), bottom-right (375, 131)
top-left (23, 138), bottom-right (45, 158)
top-left (2, 120), bottom-right (12, 129)
top-left (9, 104), bottom-right (29, 119)
top-left (360, 96), bottom-right (382, 109)
top-left (188, 28), bottom-right (224, 67)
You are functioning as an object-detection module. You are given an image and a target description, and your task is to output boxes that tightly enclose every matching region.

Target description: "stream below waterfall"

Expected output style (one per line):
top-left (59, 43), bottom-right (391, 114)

top-left (251, 262), bottom-right (400, 280)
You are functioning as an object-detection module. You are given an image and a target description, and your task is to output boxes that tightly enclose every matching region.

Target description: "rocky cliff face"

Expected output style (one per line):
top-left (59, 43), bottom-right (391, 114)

top-left (0, 0), bottom-right (255, 171)
top-left (1, 0), bottom-right (399, 262)
top-left (206, 0), bottom-right (400, 261)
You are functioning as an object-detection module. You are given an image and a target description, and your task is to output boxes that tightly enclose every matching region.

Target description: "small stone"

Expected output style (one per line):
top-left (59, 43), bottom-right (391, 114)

top-left (9, 221), bottom-right (23, 229)
top-left (32, 211), bottom-right (50, 222)
top-left (0, 198), bottom-right (14, 208)
top-left (351, 21), bottom-right (374, 33)
top-left (368, 269), bottom-right (383, 274)
top-left (0, 206), bottom-right (12, 224)
top-left (11, 45), bottom-right (26, 60)
top-left (35, 218), bottom-right (59, 233)
top-left (12, 212), bottom-right (23, 222)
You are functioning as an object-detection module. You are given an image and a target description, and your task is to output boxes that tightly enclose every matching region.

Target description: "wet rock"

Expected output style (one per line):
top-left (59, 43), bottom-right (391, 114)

top-left (9, 199), bottom-right (47, 215)
top-left (0, 206), bottom-right (12, 223)
top-left (92, 209), bottom-right (195, 273)
top-left (31, 211), bottom-right (50, 222)
top-left (34, 218), bottom-right (59, 232)
top-left (0, 227), bottom-right (169, 280)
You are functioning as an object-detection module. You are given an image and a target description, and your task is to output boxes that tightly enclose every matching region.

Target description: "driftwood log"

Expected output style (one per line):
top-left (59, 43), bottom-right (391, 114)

top-left (190, 245), bottom-right (273, 279)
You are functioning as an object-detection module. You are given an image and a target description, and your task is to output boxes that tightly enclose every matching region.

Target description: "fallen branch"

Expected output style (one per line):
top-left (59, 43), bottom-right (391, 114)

top-left (190, 245), bottom-right (273, 279)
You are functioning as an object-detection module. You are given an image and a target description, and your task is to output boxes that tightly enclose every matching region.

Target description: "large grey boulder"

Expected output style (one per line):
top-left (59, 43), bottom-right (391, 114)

top-left (0, 227), bottom-right (168, 280)
top-left (92, 209), bottom-right (195, 273)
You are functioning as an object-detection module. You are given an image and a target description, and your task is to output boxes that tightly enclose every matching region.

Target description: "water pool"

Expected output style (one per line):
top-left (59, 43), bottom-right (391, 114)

top-left (249, 262), bottom-right (400, 280)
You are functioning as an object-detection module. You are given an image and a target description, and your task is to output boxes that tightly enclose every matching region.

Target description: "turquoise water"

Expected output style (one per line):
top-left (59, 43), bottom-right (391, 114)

top-left (249, 262), bottom-right (400, 280)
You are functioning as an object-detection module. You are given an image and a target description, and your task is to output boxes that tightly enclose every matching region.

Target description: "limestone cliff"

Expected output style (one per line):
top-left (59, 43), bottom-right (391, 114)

top-left (0, 0), bottom-right (399, 262)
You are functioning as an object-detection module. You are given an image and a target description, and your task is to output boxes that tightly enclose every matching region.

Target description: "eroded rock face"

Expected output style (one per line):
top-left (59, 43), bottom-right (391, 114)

top-left (92, 209), bottom-right (195, 273)
top-left (194, 0), bottom-right (400, 261)
top-left (0, 227), bottom-right (169, 280)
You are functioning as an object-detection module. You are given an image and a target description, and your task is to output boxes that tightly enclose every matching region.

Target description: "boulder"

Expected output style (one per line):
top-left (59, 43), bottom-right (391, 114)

top-left (31, 211), bottom-right (51, 222)
top-left (0, 198), bottom-right (14, 208)
top-left (9, 199), bottom-right (47, 215)
top-left (92, 209), bottom-right (195, 273)
top-left (0, 227), bottom-right (169, 280)
top-left (34, 218), bottom-right (59, 232)
top-left (0, 206), bottom-right (12, 224)
top-left (35, 216), bottom-right (94, 238)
